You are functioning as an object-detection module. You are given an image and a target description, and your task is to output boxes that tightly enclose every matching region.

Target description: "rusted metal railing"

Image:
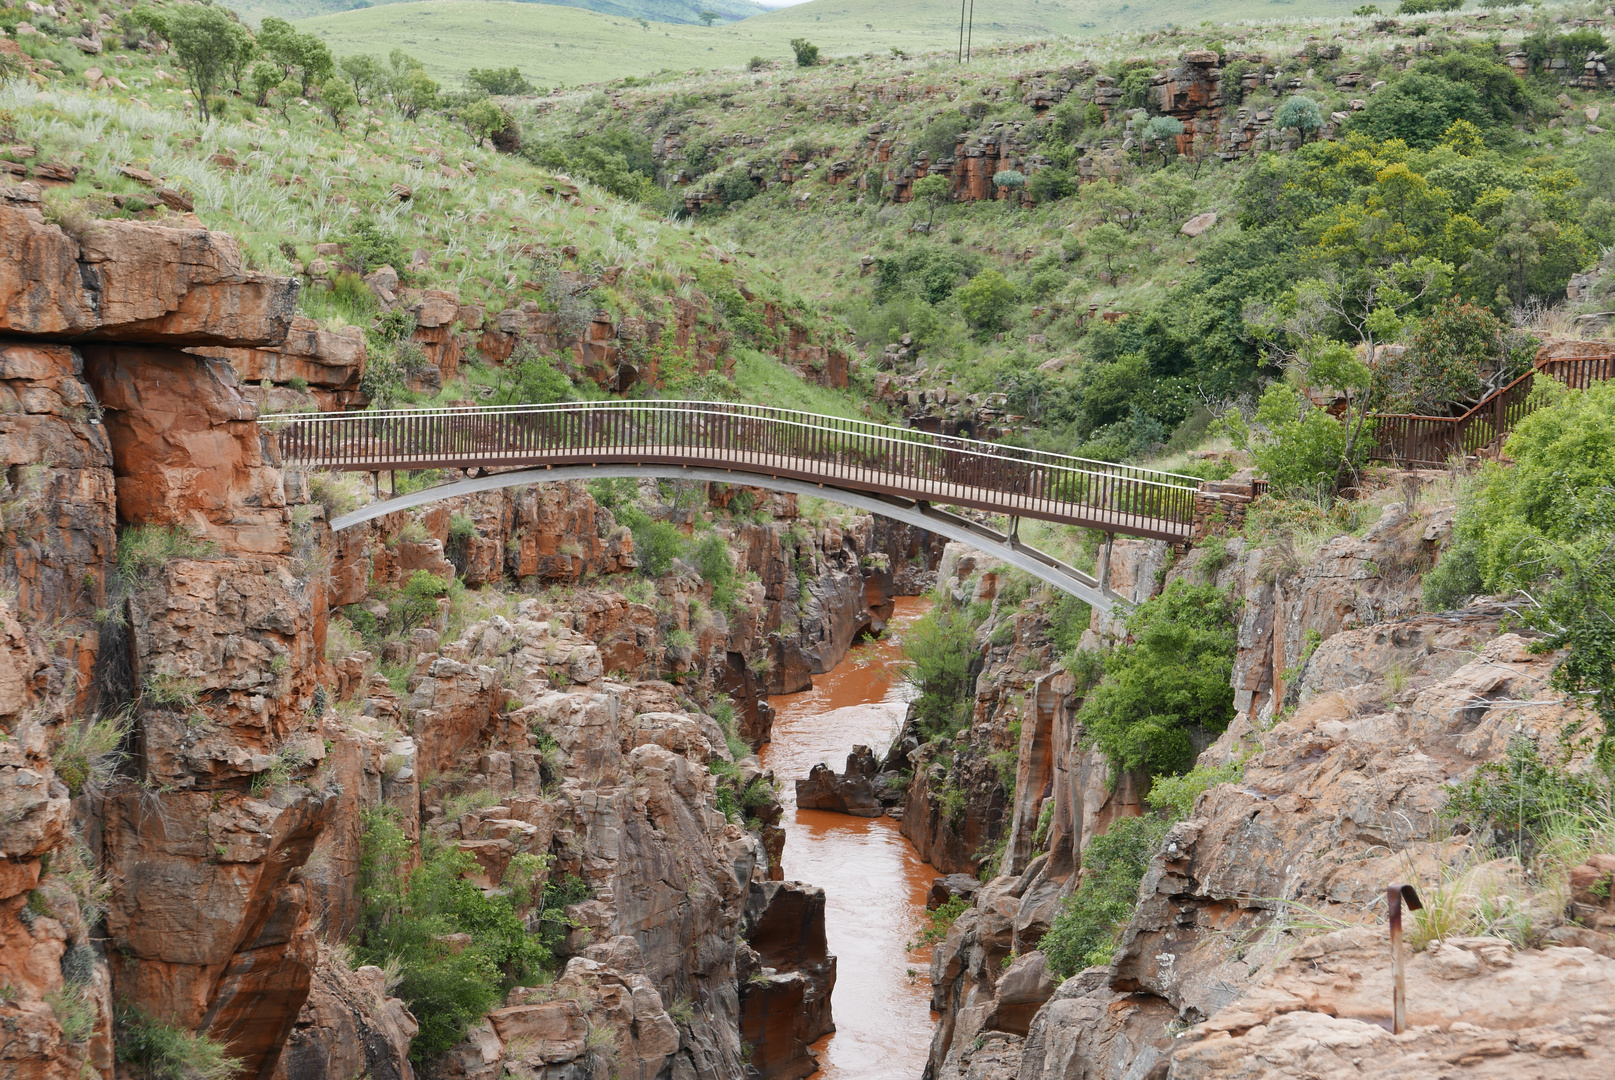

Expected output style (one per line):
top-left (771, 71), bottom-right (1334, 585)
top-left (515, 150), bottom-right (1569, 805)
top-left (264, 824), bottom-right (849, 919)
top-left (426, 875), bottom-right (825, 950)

top-left (265, 400), bottom-right (1201, 541)
top-left (1368, 353), bottom-right (1615, 468)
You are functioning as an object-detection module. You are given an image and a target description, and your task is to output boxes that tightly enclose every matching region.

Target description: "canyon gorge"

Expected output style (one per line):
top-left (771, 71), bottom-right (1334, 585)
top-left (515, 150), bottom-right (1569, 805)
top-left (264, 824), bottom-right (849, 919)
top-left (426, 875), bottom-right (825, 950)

top-left (6, 1), bottom-right (1615, 1076)
top-left (4, 203), bottom-right (1613, 1080)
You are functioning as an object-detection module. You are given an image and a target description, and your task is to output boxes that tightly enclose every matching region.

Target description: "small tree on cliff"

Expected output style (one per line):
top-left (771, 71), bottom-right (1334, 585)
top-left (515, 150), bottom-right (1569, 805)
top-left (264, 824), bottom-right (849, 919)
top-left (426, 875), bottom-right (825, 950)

top-left (911, 174), bottom-right (949, 232)
top-left (789, 37), bottom-right (820, 66)
top-left (1274, 95), bottom-right (1325, 144)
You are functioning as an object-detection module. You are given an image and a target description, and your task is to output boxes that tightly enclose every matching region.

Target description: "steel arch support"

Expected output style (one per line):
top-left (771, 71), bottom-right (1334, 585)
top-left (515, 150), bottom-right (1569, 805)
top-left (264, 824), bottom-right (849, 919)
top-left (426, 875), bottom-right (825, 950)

top-left (327, 464), bottom-right (1127, 613)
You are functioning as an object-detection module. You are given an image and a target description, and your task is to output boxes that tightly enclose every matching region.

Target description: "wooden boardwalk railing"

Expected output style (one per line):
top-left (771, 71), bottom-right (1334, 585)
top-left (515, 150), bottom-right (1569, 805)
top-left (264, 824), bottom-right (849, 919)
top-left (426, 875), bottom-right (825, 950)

top-left (1368, 353), bottom-right (1615, 468)
top-left (265, 400), bottom-right (1202, 542)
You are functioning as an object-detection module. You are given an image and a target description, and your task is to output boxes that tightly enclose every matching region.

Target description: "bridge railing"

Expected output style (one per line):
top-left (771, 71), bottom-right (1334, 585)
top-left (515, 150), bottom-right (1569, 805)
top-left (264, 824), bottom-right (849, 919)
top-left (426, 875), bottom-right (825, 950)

top-left (1368, 353), bottom-right (1615, 468)
top-left (267, 400), bottom-right (1201, 535)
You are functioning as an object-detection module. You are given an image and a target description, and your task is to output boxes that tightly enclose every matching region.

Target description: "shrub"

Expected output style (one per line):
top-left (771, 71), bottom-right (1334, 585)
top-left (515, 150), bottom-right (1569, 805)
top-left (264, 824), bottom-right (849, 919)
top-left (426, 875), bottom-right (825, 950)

top-left (356, 809), bottom-right (550, 1062)
top-left (487, 347), bottom-right (573, 405)
top-left (115, 1007), bottom-right (242, 1080)
top-left (631, 518), bottom-right (685, 577)
top-left (392, 570), bottom-right (450, 632)
top-left (1040, 815), bottom-right (1170, 977)
top-left (789, 38), bottom-right (819, 67)
top-left (1398, 0), bottom-right (1462, 11)
top-left (691, 534), bottom-right (738, 611)
top-left (465, 66), bottom-right (534, 95)
top-left (913, 895), bottom-right (969, 947)
top-left (1078, 581), bottom-right (1237, 779)
top-left (1347, 72), bottom-right (1492, 149)
top-left (1426, 381), bottom-right (1615, 763)
top-left (338, 215), bottom-right (408, 277)
top-left (1447, 735), bottom-right (1607, 860)
top-left (955, 269), bottom-right (1018, 332)
top-left (902, 604), bottom-right (979, 741)
top-left (1225, 384), bottom-right (1363, 500)
top-left (1027, 167), bottom-right (1076, 203)
top-left (52, 713), bottom-right (130, 797)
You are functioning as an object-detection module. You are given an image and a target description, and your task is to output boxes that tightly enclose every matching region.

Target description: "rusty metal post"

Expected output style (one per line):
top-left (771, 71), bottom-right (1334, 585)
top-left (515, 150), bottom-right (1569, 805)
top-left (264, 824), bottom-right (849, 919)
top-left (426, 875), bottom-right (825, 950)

top-left (1388, 883), bottom-right (1423, 1034)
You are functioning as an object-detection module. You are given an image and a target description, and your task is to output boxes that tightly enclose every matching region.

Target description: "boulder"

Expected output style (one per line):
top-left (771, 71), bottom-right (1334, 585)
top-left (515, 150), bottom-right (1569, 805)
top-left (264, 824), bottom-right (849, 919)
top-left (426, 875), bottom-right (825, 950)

top-left (794, 745), bottom-right (884, 816)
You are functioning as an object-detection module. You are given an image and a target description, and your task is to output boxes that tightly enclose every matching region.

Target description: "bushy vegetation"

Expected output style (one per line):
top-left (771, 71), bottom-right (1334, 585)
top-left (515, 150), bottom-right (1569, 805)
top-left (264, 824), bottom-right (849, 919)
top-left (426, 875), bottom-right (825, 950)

top-left (1425, 380), bottom-right (1615, 766)
top-left (901, 602), bottom-right (981, 742)
top-left (1078, 582), bottom-right (1238, 779)
top-left (1039, 814), bottom-right (1170, 976)
top-left (115, 1007), bottom-right (242, 1080)
top-left (355, 809), bottom-right (554, 1062)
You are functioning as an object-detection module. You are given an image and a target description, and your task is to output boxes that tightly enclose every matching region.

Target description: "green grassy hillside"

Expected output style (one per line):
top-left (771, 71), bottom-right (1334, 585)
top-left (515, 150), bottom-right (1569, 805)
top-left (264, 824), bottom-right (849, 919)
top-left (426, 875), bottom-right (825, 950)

top-left (295, 0), bottom-right (1363, 84)
top-left (231, 0), bottom-right (762, 29)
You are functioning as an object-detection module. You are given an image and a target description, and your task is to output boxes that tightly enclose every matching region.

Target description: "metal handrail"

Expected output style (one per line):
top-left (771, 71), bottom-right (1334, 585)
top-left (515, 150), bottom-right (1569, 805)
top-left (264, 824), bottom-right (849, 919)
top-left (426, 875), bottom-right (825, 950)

top-left (263, 399), bottom-right (1201, 541)
top-left (1367, 353), bottom-right (1615, 467)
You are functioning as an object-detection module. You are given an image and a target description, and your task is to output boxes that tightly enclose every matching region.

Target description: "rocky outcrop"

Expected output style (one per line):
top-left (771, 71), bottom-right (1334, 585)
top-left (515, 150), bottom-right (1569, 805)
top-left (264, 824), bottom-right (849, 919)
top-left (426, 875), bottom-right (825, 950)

top-left (195, 315), bottom-right (368, 414)
top-left (83, 345), bottom-right (292, 554)
top-left (0, 207), bottom-right (297, 346)
top-left (1171, 929), bottom-right (1615, 1079)
top-left (794, 745), bottom-right (890, 816)
top-left (739, 881), bottom-right (836, 1080)
top-left (0, 340), bottom-right (117, 631)
top-left (270, 948), bottom-right (417, 1080)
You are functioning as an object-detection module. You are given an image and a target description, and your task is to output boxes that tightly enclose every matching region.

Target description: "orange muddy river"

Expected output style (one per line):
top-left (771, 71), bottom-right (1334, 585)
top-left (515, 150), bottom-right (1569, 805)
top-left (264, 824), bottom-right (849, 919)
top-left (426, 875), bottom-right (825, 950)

top-left (758, 596), bottom-right (938, 1080)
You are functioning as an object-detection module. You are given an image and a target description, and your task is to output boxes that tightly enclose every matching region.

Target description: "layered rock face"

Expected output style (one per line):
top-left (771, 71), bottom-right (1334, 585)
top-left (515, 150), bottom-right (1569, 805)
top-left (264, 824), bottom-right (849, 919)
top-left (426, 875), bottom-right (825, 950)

top-left (918, 490), bottom-right (1615, 1080)
top-left (0, 209), bottom-right (340, 1080)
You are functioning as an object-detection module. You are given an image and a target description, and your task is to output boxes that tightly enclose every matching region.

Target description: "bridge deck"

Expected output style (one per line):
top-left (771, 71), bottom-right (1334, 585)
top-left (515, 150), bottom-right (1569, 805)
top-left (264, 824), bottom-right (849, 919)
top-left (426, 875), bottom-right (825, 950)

top-left (267, 401), bottom-right (1199, 543)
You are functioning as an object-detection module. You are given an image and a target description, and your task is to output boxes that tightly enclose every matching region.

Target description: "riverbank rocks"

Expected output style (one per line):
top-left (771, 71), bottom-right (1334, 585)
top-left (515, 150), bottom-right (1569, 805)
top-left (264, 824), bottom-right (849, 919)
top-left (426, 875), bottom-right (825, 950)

top-left (740, 881), bottom-right (836, 1080)
top-left (794, 744), bottom-right (899, 816)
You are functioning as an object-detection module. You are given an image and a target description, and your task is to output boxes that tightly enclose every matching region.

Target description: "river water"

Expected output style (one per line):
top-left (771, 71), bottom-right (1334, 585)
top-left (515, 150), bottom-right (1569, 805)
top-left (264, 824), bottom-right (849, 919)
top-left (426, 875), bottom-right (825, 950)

top-left (758, 596), bottom-right (938, 1080)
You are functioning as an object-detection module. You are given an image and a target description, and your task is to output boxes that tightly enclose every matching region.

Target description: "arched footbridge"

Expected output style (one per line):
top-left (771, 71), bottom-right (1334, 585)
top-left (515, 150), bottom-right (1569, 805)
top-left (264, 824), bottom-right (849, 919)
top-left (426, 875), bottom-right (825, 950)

top-left (266, 401), bottom-right (1201, 612)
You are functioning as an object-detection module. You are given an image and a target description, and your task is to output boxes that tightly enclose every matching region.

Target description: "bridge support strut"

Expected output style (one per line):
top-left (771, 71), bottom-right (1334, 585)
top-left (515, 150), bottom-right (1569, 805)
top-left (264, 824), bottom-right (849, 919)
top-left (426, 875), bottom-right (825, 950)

top-left (324, 464), bottom-right (1130, 613)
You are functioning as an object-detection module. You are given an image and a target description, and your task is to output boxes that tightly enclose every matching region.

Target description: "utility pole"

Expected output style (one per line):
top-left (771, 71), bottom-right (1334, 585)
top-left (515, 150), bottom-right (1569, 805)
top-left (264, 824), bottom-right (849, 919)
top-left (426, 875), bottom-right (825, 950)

top-left (966, 0), bottom-right (975, 62)
top-left (958, 0), bottom-right (966, 62)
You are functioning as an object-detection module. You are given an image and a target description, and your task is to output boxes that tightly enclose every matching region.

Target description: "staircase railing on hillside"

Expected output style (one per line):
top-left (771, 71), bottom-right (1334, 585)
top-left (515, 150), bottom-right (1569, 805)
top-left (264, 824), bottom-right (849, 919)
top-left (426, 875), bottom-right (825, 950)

top-left (1367, 353), bottom-right (1615, 468)
top-left (267, 399), bottom-right (1204, 542)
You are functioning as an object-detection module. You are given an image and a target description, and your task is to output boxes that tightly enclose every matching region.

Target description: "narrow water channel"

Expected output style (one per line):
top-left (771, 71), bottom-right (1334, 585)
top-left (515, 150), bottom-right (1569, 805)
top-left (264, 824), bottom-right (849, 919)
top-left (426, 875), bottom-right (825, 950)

top-left (758, 596), bottom-right (938, 1080)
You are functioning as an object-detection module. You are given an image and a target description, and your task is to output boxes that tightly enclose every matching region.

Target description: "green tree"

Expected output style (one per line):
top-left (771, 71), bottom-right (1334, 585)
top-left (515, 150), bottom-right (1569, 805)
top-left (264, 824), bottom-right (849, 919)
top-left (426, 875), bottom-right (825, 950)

top-left (956, 269), bottom-right (1018, 332)
top-left (340, 53), bottom-right (381, 101)
top-left (162, 5), bottom-right (247, 122)
top-left (698, 9), bottom-right (719, 25)
top-left (1226, 383), bottom-right (1359, 498)
top-left (1086, 222), bottom-right (1129, 282)
top-left (789, 37), bottom-right (820, 66)
top-left (1076, 580), bottom-right (1237, 778)
top-left (1273, 96), bottom-right (1324, 143)
top-left (465, 66), bottom-right (534, 95)
top-left (911, 174), bottom-right (950, 232)
top-left (459, 98), bottom-right (511, 142)
top-left (257, 15), bottom-right (333, 93)
top-left (1139, 114), bottom-right (1184, 166)
top-left (1039, 815), bottom-right (1169, 976)
top-left (321, 76), bottom-right (357, 128)
top-left (1347, 72), bottom-right (1491, 149)
top-left (992, 169), bottom-right (1027, 194)
top-left (388, 50), bottom-right (438, 119)
top-left (1384, 296), bottom-right (1535, 413)
top-left (489, 348), bottom-right (574, 406)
